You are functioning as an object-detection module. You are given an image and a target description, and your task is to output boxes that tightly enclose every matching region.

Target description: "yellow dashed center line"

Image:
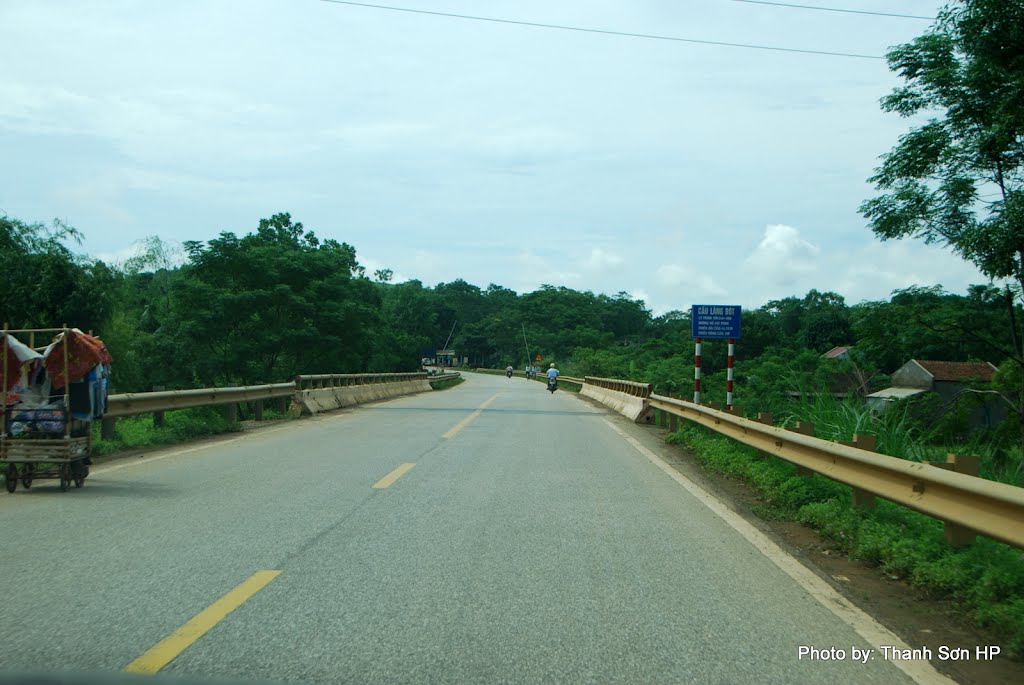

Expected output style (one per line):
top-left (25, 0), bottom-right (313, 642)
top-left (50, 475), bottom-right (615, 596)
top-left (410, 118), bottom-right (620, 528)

top-left (373, 462), bottom-right (416, 489)
top-left (443, 393), bottom-right (499, 439)
top-left (124, 570), bottom-right (282, 674)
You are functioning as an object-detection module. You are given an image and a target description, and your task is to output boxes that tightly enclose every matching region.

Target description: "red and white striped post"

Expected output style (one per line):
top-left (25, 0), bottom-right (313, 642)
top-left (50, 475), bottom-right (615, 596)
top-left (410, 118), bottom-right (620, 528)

top-left (726, 338), bottom-right (735, 410)
top-left (694, 337), bottom-right (702, 404)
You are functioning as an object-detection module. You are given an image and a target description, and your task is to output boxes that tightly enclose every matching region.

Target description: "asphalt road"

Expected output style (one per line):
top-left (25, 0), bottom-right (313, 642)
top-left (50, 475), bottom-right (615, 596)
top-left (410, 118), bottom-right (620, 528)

top-left (0, 373), bottom-right (928, 684)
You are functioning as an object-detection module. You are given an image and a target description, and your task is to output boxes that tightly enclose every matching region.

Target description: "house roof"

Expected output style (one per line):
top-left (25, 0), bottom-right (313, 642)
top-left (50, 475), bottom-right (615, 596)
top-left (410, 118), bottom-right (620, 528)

top-left (914, 360), bottom-right (997, 382)
top-left (866, 387), bottom-right (928, 401)
top-left (822, 346), bottom-right (851, 359)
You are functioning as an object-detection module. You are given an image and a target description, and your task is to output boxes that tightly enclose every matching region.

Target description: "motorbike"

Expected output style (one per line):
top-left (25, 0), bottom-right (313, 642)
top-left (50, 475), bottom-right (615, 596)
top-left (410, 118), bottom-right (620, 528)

top-left (547, 376), bottom-right (558, 393)
top-left (506, 369), bottom-right (513, 379)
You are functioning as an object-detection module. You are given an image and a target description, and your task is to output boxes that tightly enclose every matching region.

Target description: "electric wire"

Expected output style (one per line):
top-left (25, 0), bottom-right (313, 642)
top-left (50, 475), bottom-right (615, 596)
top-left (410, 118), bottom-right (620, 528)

top-left (731, 0), bottom-right (933, 21)
top-left (319, 0), bottom-right (885, 60)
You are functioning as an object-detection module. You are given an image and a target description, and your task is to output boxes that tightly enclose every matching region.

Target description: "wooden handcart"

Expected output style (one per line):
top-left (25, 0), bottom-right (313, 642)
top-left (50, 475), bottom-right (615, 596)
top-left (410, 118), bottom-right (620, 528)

top-left (2, 326), bottom-right (99, 493)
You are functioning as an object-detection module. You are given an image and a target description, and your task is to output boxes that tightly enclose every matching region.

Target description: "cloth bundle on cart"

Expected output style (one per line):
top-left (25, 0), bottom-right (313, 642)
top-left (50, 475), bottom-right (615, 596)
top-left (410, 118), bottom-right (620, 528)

top-left (43, 328), bottom-right (113, 390)
top-left (2, 329), bottom-right (113, 433)
top-left (2, 334), bottom-right (44, 395)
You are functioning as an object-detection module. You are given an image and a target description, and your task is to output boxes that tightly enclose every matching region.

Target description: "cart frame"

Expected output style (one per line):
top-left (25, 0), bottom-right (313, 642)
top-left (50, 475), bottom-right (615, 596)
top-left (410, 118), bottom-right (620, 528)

top-left (2, 325), bottom-right (94, 493)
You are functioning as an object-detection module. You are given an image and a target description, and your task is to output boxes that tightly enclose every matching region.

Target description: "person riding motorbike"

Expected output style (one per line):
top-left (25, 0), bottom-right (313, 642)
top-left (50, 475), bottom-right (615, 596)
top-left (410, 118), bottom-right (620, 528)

top-left (546, 363), bottom-right (559, 392)
top-left (506, 365), bottom-right (514, 379)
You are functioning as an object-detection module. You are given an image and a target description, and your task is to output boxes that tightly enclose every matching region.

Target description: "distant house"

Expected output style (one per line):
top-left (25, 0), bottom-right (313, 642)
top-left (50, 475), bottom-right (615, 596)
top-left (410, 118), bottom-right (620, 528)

top-left (822, 345), bottom-right (852, 361)
top-left (785, 346), bottom-right (865, 399)
top-left (866, 360), bottom-right (1004, 428)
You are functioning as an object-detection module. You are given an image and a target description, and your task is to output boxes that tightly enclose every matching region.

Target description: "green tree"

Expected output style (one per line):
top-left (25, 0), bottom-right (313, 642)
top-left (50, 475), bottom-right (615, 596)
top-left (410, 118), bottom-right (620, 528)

top-left (860, 1), bottom-right (1024, 466)
top-left (0, 215), bottom-right (115, 331)
top-left (860, 0), bottom-right (1024, 352)
top-left (165, 213), bottom-right (380, 385)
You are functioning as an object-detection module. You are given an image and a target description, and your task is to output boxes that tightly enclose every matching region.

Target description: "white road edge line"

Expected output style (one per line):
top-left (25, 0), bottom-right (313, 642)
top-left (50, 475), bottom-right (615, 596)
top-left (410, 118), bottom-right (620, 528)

top-left (601, 418), bottom-right (957, 685)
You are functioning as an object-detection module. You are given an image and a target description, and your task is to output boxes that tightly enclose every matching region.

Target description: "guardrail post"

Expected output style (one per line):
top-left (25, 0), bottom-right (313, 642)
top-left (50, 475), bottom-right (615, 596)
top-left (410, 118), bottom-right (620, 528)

top-left (276, 397), bottom-right (287, 413)
top-left (927, 454), bottom-right (980, 547)
top-left (752, 412), bottom-right (773, 459)
top-left (152, 386), bottom-right (165, 427)
top-left (788, 422), bottom-right (815, 477)
top-left (668, 409), bottom-right (678, 432)
top-left (101, 417), bottom-right (117, 440)
top-left (223, 403), bottom-right (238, 423)
top-left (254, 400), bottom-right (264, 421)
top-left (840, 434), bottom-right (877, 509)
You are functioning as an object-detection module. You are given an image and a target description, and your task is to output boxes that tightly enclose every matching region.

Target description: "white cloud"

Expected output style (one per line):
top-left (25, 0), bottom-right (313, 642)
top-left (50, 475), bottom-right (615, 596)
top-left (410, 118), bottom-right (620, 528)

top-left (744, 224), bottom-right (821, 287)
top-left (360, 255), bottom-right (409, 284)
top-left (654, 264), bottom-right (727, 296)
top-left (829, 240), bottom-right (992, 303)
top-left (507, 251), bottom-right (581, 292)
top-left (585, 247), bottom-right (624, 270)
top-left (629, 289), bottom-right (650, 306)
top-left (94, 236), bottom-right (186, 269)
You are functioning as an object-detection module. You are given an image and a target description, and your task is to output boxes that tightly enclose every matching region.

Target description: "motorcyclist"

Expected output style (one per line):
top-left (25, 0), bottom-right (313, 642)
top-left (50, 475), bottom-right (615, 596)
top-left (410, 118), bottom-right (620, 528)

top-left (546, 363), bottom-right (559, 385)
top-left (506, 365), bottom-right (514, 378)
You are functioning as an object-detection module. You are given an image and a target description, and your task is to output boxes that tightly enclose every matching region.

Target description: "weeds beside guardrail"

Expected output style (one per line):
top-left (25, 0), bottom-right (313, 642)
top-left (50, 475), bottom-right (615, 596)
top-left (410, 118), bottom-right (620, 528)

top-left (647, 393), bottom-right (1024, 550)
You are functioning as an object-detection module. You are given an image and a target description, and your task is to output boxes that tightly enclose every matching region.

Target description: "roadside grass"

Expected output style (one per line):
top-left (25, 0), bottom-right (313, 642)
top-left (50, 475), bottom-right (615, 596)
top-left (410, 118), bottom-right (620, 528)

top-left (430, 377), bottom-right (465, 390)
top-left (776, 394), bottom-right (1022, 487)
top-left (666, 422), bottom-right (1024, 657)
top-left (91, 406), bottom-right (264, 458)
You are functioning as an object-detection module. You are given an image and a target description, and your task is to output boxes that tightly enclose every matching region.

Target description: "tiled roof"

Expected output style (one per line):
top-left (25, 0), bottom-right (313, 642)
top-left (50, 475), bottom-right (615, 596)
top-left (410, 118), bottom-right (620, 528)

top-left (867, 387), bottom-right (929, 400)
top-left (915, 360), bottom-right (997, 382)
top-left (822, 346), bottom-right (851, 359)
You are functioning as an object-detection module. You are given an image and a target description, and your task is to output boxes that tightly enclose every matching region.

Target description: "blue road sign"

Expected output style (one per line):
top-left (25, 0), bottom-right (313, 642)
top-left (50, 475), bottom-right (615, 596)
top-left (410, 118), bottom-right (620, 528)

top-left (691, 304), bottom-right (742, 339)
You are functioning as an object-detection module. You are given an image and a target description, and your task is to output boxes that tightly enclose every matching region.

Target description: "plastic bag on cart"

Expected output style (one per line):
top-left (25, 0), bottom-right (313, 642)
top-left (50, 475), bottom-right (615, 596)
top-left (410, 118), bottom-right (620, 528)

top-left (11, 406), bottom-right (66, 434)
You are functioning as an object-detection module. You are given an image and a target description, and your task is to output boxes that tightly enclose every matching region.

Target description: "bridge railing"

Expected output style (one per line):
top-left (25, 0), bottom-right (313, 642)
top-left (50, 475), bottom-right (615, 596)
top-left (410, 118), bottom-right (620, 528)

top-left (101, 371), bottom-right (459, 437)
top-left (570, 377), bottom-right (1024, 550)
top-left (106, 383), bottom-right (295, 418)
top-left (296, 372), bottom-right (429, 389)
top-left (584, 376), bottom-right (652, 397)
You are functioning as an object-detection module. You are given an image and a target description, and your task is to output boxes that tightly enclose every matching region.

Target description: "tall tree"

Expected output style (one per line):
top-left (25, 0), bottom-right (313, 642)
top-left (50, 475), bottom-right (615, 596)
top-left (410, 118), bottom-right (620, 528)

top-left (0, 216), bottom-right (115, 331)
top-left (168, 213), bottom-right (379, 385)
top-left (860, 0), bottom-right (1024, 465)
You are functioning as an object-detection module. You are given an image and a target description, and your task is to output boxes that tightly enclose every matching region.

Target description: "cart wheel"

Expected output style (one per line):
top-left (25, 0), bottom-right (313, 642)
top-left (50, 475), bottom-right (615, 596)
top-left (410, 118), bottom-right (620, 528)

top-left (5, 464), bottom-right (17, 493)
top-left (72, 462), bottom-right (85, 489)
top-left (21, 464), bottom-right (34, 490)
top-left (59, 464), bottom-right (71, 492)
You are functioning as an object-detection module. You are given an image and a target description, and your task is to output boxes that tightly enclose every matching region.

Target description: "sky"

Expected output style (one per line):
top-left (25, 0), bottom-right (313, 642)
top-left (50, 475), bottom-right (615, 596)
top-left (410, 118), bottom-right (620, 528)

top-left (0, 0), bottom-right (992, 315)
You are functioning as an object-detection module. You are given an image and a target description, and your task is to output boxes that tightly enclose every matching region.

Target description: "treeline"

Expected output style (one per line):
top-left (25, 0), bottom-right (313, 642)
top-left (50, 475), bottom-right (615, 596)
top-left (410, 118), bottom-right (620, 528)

top-left (3, 211), bottom-right (1021, 406)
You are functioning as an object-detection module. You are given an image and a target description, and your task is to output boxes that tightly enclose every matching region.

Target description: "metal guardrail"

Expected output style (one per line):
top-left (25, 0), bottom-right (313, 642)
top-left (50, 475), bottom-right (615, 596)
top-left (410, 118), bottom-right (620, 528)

top-left (104, 373), bottom-right (448, 429)
top-left (296, 372), bottom-right (428, 389)
top-left (107, 384), bottom-right (295, 418)
top-left (585, 376), bottom-right (651, 397)
top-left (646, 393), bottom-right (1024, 550)
top-left (429, 372), bottom-right (462, 382)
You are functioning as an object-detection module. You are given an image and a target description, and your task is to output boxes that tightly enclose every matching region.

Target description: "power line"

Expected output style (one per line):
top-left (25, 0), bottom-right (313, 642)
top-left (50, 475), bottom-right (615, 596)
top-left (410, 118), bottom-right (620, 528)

top-left (731, 0), bottom-right (933, 21)
top-left (319, 0), bottom-right (884, 60)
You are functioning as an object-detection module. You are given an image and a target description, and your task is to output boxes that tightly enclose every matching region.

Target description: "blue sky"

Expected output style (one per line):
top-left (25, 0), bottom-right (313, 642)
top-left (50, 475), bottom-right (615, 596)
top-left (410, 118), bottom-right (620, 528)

top-left (1, 0), bottom-right (990, 313)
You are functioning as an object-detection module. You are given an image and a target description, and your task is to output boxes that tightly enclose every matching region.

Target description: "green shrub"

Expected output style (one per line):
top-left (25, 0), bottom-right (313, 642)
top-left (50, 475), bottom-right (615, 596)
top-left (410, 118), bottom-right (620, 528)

top-left (91, 406), bottom-right (245, 457)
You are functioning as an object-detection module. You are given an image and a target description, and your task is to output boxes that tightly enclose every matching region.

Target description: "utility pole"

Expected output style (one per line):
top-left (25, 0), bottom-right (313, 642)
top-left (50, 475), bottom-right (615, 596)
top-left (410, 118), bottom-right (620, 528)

top-left (441, 320), bottom-right (457, 366)
top-left (522, 324), bottom-right (531, 375)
